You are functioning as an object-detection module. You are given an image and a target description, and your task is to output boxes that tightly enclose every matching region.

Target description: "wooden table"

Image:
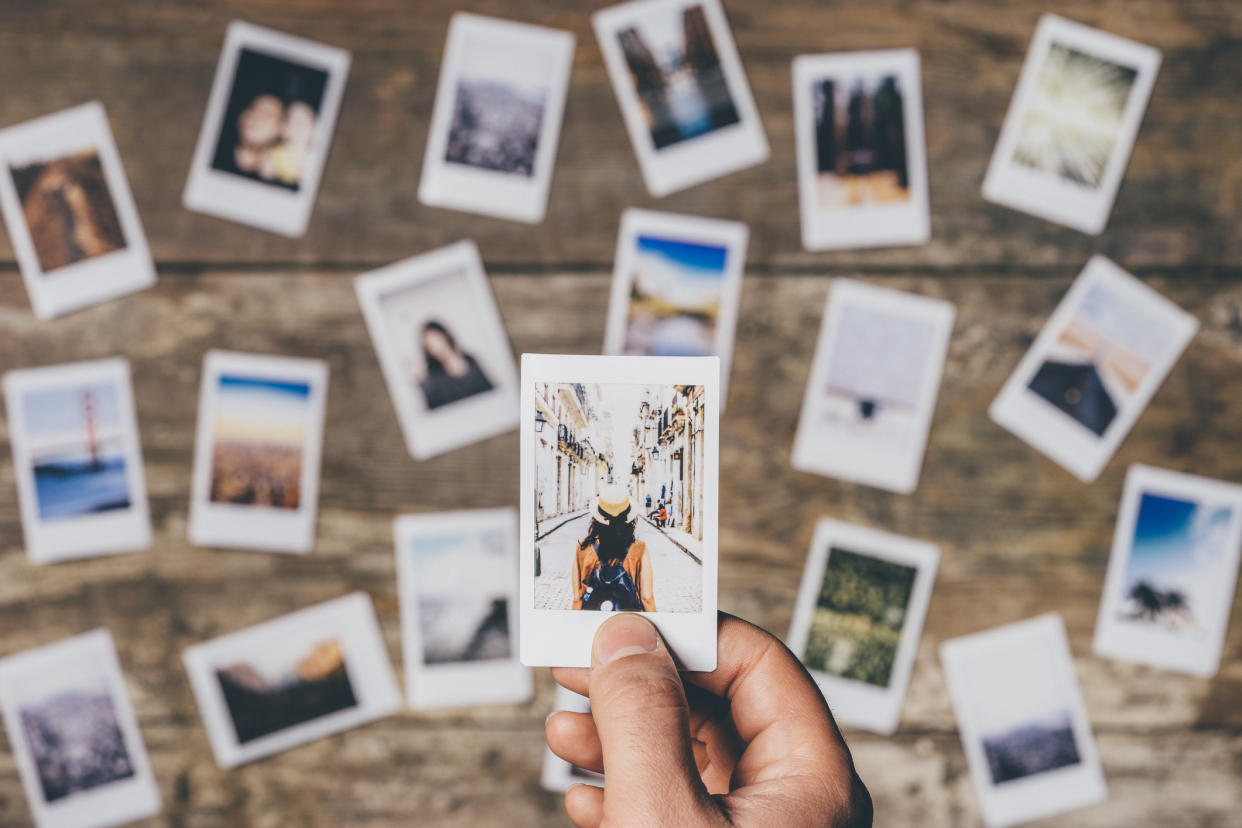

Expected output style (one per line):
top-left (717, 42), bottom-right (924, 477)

top-left (1, 1), bottom-right (1240, 825)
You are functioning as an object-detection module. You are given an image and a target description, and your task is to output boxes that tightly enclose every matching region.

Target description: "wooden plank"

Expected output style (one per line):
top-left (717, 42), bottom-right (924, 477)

top-left (0, 0), bottom-right (1238, 268)
top-left (1, 270), bottom-right (1240, 824)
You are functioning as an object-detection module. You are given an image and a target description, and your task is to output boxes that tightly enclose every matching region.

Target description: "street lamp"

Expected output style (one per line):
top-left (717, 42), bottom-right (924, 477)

top-left (535, 410), bottom-right (547, 433)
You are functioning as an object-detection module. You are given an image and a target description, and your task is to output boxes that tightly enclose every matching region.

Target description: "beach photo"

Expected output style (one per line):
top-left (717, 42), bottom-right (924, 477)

top-left (208, 374), bottom-right (311, 509)
top-left (621, 235), bottom-right (728, 357)
top-left (10, 149), bottom-right (126, 274)
top-left (1013, 43), bottom-right (1137, 189)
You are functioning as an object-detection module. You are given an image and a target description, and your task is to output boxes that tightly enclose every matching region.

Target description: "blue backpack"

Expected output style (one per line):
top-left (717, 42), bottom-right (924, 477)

top-left (582, 541), bottom-right (642, 611)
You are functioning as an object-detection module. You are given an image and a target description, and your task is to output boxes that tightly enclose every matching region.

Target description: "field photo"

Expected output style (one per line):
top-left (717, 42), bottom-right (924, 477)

top-left (621, 234), bottom-right (729, 357)
top-left (817, 303), bottom-right (939, 449)
top-left (444, 36), bottom-right (550, 177)
top-left (1027, 281), bottom-right (1170, 438)
top-left (211, 48), bottom-right (329, 191)
top-left (811, 71), bottom-right (910, 208)
top-left (532, 382), bottom-right (706, 613)
top-left (215, 636), bottom-right (358, 745)
top-left (803, 546), bottom-right (917, 687)
top-left (10, 149), bottom-right (127, 273)
top-left (408, 527), bottom-right (513, 664)
top-left (208, 374), bottom-right (310, 509)
top-left (1013, 42), bottom-right (1138, 189)
top-left (22, 380), bottom-right (131, 522)
top-left (1117, 491), bottom-right (1234, 638)
top-left (617, 3), bottom-right (739, 149)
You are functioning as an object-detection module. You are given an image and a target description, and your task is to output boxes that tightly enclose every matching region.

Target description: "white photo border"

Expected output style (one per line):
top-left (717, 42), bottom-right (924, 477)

top-left (786, 518), bottom-right (939, 735)
top-left (187, 350), bottom-right (329, 554)
top-left (989, 255), bottom-right (1197, 483)
top-left (592, 0), bottom-right (769, 197)
top-left (981, 14), bottom-right (1161, 235)
top-left (3, 358), bottom-right (152, 564)
top-left (0, 629), bottom-right (162, 828)
top-left (520, 354), bottom-right (720, 670)
top-left (541, 686), bottom-right (605, 792)
top-left (181, 592), bottom-right (401, 769)
top-left (395, 508), bottom-right (533, 710)
top-left (602, 208), bottom-right (748, 404)
top-left (791, 279), bottom-right (955, 494)
top-left (418, 13), bottom-right (576, 224)
top-left (793, 49), bottom-right (931, 251)
top-left (0, 101), bottom-right (156, 319)
top-left (182, 20), bottom-right (351, 238)
top-left (354, 240), bottom-right (520, 460)
top-left (940, 613), bottom-right (1107, 828)
top-left (1093, 464), bottom-right (1242, 678)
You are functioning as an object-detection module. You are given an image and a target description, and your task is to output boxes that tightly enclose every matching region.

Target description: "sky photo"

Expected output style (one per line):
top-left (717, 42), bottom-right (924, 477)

top-left (632, 235), bottom-right (728, 313)
top-left (213, 375), bottom-right (310, 446)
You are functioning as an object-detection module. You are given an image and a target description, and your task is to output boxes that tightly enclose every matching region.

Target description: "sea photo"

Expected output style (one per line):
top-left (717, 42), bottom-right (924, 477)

top-left (0, 630), bottom-right (161, 828)
top-left (1094, 465), bottom-right (1242, 677)
top-left (182, 593), bottom-right (400, 768)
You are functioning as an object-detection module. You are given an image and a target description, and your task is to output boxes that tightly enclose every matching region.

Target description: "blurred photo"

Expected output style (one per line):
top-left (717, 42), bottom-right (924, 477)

top-left (10, 150), bottom-right (126, 273)
top-left (811, 72), bottom-right (909, 208)
top-left (1013, 43), bottom-right (1136, 189)
top-left (209, 375), bottom-right (311, 509)
top-left (211, 48), bottom-right (328, 191)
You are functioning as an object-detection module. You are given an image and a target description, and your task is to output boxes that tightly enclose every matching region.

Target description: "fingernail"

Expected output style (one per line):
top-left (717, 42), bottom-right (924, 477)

top-left (594, 614), bottom-right (659, 665)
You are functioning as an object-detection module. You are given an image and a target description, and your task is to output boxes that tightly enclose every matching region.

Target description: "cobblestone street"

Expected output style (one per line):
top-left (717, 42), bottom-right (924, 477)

top-left (534, 514), bottom-right (703, 612)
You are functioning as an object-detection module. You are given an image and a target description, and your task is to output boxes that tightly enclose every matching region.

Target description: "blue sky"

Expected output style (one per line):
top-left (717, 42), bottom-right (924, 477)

top-left (22, 381), bottom-right (121, 440)
top-left (219, 375), bottom-right (310, 399)
top-left (636, 235), bottom-right (728, 279)
top-left (1124, 491), bottom-right (1233, 595)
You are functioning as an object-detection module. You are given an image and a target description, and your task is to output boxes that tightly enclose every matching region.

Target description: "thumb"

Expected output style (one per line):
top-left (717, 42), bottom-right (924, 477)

top-left (588, 614), bottom-right (717, 824)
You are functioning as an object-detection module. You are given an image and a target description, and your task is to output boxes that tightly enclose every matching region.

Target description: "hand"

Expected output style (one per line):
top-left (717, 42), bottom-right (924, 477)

top-left (546, 612), bottom-right (872, 827)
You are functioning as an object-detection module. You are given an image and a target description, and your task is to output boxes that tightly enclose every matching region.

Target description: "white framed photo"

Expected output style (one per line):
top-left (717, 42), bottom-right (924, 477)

top-left (395, 508), bottom-right (533, 710)
top-left (355, 240), bottom-right (520, 460)
top-left (418, 13), bottom-right (575, 223)
top-left (181, 592), bottom-right (401, 769)
top-left (0, 102), bottom-right (156, 319)
top-left (981, 14), bottom-right (1160, 235)
top-left (540, 686), bottom-right (605, 793)
top-left (521, 354), bottom-right (720, 670)
top-left (793, 49), bottom-right (930, 251)
top-left (0, 629), bottom-right (161, 828)
top-left (3, 358), bottom-right (151, 564)
top-left (592, 0), bottom-right (769, 197)
top-left (791, 280), bottom-right (955, 494)
top-left (187, 350), bottom-right (328, 554)
top-left (989, 256), bottom-right (1197, 483)
top-left (941, 613), bottom-right (1107, 828)
top-left (786, 519), bottom-right (939, 735)
top-left (1093, 464), bottom-right (1242, 678)
top-left (183, 20), bottom-right (351, 237)
top-left (602, 209), bottom-right (747, 402)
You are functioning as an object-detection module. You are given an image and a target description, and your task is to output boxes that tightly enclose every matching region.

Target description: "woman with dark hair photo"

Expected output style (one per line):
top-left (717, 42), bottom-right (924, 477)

top-left (417, 319), bottom-right (494, 410)
top-left (570, 485), bottom-right (656, 612)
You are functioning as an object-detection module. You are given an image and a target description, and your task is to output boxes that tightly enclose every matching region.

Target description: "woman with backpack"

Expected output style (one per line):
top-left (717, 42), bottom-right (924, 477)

top-left (571, 485), bottom-right (656, 612)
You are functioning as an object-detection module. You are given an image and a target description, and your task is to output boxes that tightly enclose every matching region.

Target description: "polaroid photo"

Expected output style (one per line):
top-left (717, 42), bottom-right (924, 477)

top-left (0, 102), bottom-right (155, 320)
top-left (786, 519), bottom-right (939, 735)
top-left (1093, 465), bottom-right (1242, 678)
top-left (395, 508), bottom-right (533, 710)
top-left (183, 21), bottom-right (350, 237)
top-left (182, 592), bottom-right (401, 768)
top-left (418, 13), bottom-right (575, 224)
top-left (989, 256), bottom-right (1197, 483)
top-left (541, 686), bottom-right (605, 793)
top-left (355, 241), bottom-right (520, 460)
top-left (187, 350), bottom-right (328, 554)
top-left (793, 50), bottom-right (930, 251)
top-left (3, 358), bottom-right (151, 564)
top-left (521, 354), bottom-right (720, 670)
top-left (603, 209), bottom-right (747, 403)
top-left (982, 14), bottom-right (1160, 235)
top-left (941, 614), bottom-right (1107, 828)
top-left (593, 0), bottom-right (769, 197)
top-left (0, 629), bottom-right (161, 828)
top-left (791, 280), bottom-right (955, 495)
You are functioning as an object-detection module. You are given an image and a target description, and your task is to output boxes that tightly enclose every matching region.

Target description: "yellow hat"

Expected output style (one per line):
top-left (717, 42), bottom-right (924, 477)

top-left (591, 484), bottom-right (637, 525)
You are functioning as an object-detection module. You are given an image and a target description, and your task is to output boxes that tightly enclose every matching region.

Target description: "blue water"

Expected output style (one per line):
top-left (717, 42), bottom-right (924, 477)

top-left (33, 457), bottom-right (130, 521)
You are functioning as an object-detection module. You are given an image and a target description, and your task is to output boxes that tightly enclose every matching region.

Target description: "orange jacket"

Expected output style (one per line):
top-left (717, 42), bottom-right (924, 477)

top-left (571, 539), bottom-right (656, 612)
